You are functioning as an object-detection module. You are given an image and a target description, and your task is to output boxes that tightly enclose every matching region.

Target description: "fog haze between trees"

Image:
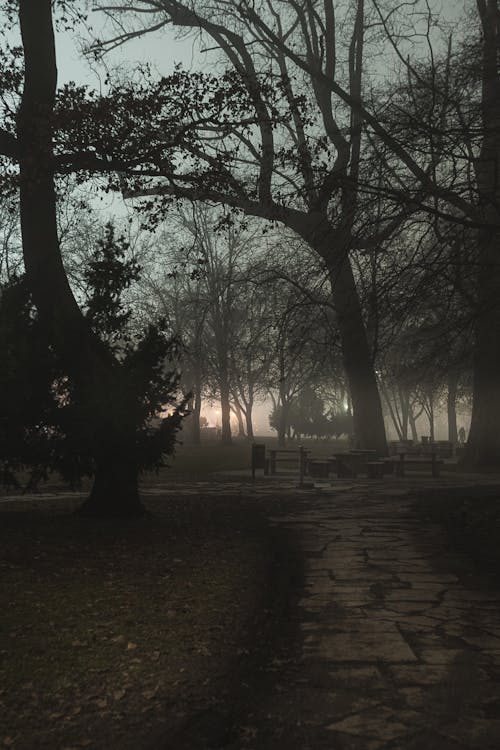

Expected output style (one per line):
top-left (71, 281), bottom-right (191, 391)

top-left (0, 0), bottom-right (498, 512)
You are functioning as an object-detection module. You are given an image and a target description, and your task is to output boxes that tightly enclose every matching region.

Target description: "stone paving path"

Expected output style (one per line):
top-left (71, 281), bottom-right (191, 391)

top-left (263, 482), bottom-right (500, 750)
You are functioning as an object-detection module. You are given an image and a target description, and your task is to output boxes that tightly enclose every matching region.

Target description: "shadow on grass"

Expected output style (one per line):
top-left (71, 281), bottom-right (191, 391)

top-left (1, 491), bottom-right (304, 750)
top-left (416, 484), bottom-right (500, 581)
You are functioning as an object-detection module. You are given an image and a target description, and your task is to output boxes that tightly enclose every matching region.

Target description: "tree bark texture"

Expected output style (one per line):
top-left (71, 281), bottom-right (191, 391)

top-left (309, 226), bottom-right (387, 455)
top-left (409, 412), bottom-right (419, 443)
top-left (244, 405), bottom-right (254, 441)
top-left (447, 373), bottom-right (458, 445)
top-left (466, 225), bottom-right (500, 466)
top-left (233, 401), bottom-right (246, 438)
top-left (192, 378), bottom-right (202, 444)
top-left (17, 0), bottom-right (144, 515)
top-left (277, 400), bottom-right (288, 447)
top-left (219, 379), bottom-right (232, 444)
top-left (465, 0), bottom-right (500, 467)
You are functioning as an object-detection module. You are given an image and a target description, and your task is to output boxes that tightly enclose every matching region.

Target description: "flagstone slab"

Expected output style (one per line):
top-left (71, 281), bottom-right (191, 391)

top-left (440, 718), bottom-right (500, 749)
top-left (388, 663), bottom-right (451, 685)
top-left (328, 665), bottom-right (385, 688)
top-left (419, 648), bottom-right (467, 665)
top-left (326, 705), bottom-right (424, 741)
top-left (306, 621), bottom-right (417, 662)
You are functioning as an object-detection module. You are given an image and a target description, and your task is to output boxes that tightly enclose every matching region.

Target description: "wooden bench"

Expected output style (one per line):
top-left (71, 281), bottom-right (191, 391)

top-left (307, 459), bottom-right (330, 478)
top-left (394, 452), bottom-right (443, 478)
top-left (334, 450), bottom-right (384, 478)
top-left (332, 452), bottom-right (364, 478)
top-left (366, 461), bottom-right (385, 478)
top-left (269, 448), bottom-right (305, 475)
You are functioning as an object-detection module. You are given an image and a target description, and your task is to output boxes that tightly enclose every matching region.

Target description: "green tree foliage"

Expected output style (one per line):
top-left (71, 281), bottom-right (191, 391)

top-left (269, 387), bottom-right (353, 441)
top-left (0, 223), bottom-right (186, 490)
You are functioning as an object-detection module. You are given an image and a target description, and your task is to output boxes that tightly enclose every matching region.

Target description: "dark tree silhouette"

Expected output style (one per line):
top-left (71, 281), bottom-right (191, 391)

top-left (0, 0), bottom-right (186, 515)
top-left (89, 0), bottom-right (392, 455)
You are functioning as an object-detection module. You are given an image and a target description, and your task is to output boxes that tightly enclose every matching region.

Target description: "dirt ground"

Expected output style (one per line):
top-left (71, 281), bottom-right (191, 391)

top-left (2, 474), bottom-right (500, 750)
top-left (0, 487), bottom-right (302, 750)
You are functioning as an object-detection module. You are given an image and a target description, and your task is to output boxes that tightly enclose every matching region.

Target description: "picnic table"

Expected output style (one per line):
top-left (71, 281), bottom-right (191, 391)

top-left (332, 451), bottom-right (377, 478)
top-left (386, 451), bottom-right (443, 478)
top-left (269, 448), bottom-right (310, 475)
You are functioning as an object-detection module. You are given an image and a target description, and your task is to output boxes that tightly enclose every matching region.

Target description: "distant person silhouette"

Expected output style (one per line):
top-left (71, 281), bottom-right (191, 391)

top-left (458, 426), bottom-right (466, 444)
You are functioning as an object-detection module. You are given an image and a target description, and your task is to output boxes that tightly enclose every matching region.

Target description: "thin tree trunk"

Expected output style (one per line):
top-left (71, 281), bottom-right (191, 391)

top-left (409, 411), bottom-right (418, 443)
top-left (398, 386), bottom-right (410, 440)
top-left (192, 378), bottom-right (202, 444)
top-left (185, 390), bottom-right (201, 444)
top-left (447, 373), bottom-right (458, 445)
top-left (278, 400), bottom-right (288, 447)
top-left (427, 395), bottom-right (435, 442)
top-left (380, 383), bottom-right (403, 440)
top-left (219, 380), bottom-right (232, 444)
top-left (233, 401), bottom-right (246, 438)
top-left (188, 372), bottom-right (202, 445)
top-left (244, 403), bottom-right (254, 440)
top-left (17, 0), bottom-right (144, 516)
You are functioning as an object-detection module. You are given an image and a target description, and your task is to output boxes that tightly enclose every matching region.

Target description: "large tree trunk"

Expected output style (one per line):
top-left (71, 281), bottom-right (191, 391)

top-left (320, 237), bottom-right (387, 454)
top-left (465, 226), bottom-right (500, 466)
top-left (17, 0), bottom-right (144, 516)
top-left (79, 443), bottom-right (140, 518)
top-left (298, 217), bottom-right (387, 454)
top-left (465, 0), bottom-right (500, 468)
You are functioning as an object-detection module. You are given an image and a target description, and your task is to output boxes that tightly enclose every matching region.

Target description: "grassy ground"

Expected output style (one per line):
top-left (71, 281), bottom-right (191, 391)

top-left (0, 490), bottom-right (300, 750)
top-left (417, 485), bottom-right (500, 580)
top-left (150, 436), bottom-right (350, 482)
